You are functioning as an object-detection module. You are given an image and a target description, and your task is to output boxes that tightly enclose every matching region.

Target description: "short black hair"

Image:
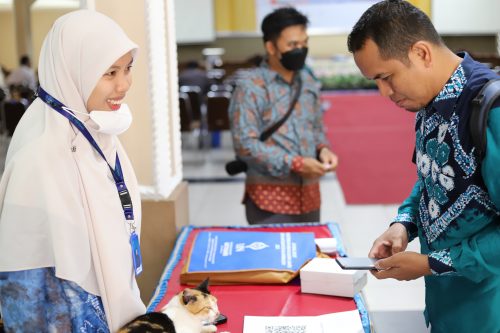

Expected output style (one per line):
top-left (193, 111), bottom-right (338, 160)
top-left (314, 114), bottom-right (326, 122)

top-left (261, 7), bottom-right (309, 43)
top-left (347, 0), bottom-right (443, 61)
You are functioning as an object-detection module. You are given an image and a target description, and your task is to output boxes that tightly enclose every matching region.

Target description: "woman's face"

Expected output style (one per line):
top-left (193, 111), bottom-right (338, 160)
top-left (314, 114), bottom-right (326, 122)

top-left (86, 51), bottom-right (133, 112)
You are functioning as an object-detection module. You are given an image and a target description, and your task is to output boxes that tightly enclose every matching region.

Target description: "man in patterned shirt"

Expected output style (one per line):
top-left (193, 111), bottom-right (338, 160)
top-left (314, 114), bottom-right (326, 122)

top-left (348, 1), bottom-right (500, 332)
top-left (228, 7), bottom-right (338, 225)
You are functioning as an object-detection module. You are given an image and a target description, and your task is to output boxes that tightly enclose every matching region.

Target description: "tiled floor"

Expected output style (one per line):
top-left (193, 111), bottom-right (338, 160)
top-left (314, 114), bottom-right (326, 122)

top-left (183, 132), bottom-right (430, 333)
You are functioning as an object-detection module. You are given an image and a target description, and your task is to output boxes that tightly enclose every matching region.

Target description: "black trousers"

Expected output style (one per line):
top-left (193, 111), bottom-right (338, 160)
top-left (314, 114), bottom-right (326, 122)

top-left (245, 196), bottom-right (320, 225)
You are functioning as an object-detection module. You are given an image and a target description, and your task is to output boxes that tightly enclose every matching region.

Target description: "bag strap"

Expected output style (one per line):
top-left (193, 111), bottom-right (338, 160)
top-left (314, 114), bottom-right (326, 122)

top-left (259, 75), bottom-right (303, 141)
top-left (470, 78), bottom-right (500, 158)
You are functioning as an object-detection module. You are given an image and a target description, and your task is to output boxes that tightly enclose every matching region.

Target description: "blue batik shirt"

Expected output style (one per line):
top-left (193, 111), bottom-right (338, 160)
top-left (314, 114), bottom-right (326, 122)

top-left (394, 52), bottom-right (500, 275)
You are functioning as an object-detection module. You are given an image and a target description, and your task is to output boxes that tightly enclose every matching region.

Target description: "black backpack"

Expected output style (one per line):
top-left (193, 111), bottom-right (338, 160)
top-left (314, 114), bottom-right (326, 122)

top-left (470, 78), bottom-right (500, 159)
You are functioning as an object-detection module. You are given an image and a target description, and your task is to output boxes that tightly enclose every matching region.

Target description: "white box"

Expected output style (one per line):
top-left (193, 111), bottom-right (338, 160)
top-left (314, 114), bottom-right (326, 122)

top-left (300, 257), bottom-right (367, 298)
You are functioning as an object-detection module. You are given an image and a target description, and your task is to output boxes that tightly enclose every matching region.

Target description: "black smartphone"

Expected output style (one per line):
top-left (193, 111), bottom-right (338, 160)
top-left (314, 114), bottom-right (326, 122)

top-left (213, 313), bottom-right (227, 325)
top-left (335, 257), bottom-right (378, 270)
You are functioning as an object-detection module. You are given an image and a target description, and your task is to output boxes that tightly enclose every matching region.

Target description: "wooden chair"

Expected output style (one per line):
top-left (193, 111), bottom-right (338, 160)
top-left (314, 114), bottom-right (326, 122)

top-left (206, 91), bottom-right (231, 131)
top-left (179, 85), bottom-right (203, 122)
top-left (209, 83), bottom-right (233, 93)
top-left (178, 91), bottom-right (192, 132)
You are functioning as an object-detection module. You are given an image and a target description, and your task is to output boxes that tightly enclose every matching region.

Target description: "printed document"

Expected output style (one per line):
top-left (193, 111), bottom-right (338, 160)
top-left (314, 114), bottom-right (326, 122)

top-left (243, 310), bottom-right (364, 333)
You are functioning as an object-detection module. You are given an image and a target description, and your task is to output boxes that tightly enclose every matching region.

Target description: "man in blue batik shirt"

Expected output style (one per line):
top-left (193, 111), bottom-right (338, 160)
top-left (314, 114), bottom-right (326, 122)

top-left (348, 1), bottom-right (500, 332)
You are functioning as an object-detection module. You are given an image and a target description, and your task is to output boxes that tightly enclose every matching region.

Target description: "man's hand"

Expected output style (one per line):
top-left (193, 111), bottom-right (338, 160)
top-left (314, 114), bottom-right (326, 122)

top-left (371, 251), bottom-right (432, 281)
top-left (300, 157), bottom-right (326, 178)
top-left (368, 223), bottom-right (409, 259)
top-left (318, 147), bottom-right (339, 172)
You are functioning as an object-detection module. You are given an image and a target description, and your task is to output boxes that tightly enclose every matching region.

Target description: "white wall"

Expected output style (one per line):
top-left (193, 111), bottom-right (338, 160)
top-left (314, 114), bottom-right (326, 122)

top-left (174, 0), bottom-right (215, 44)
top-left (432, 0), bottom-right (500, 35)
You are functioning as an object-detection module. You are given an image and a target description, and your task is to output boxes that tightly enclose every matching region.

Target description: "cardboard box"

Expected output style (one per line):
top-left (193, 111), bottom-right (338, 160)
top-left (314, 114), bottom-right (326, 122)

top-left (137, 181), bottom-right (189, 304)
top-left (300, 257), bottom-right (367, 298)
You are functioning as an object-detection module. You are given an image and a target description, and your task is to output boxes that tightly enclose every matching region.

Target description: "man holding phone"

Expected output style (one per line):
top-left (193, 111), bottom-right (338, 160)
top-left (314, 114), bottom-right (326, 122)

top-left (348, 1), bottom-right (500, 333)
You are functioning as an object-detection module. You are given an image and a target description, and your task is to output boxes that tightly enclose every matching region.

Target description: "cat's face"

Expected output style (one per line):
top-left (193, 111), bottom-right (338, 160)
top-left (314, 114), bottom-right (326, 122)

top-left (179, 287), bottom-right (219, 324)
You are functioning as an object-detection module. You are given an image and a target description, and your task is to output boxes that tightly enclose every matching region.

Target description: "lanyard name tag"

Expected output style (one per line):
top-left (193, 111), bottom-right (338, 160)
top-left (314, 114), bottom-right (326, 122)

top-left (130, 232), bottom-right (143, 275)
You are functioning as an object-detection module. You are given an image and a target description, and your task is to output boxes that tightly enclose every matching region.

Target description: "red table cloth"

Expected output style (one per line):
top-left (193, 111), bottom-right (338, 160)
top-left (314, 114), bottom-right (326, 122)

top-left (147, 222), bottom-right (369, 333)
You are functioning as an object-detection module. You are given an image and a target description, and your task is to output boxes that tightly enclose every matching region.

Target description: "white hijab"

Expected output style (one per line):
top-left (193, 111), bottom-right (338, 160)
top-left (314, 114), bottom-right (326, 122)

top-left (0, 10), bottom-right (145, 330)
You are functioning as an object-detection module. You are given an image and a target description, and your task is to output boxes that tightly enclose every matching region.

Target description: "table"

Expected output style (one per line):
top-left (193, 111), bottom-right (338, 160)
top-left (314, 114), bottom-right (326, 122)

top-left (147, 222), bottom-right (370, 333)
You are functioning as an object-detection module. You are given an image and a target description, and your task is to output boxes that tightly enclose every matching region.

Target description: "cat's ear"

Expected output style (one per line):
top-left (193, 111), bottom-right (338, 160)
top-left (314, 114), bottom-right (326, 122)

top-left (182, 289), bottom-right (198, 305)
top-left (195, 278), bottom-right (210, 294)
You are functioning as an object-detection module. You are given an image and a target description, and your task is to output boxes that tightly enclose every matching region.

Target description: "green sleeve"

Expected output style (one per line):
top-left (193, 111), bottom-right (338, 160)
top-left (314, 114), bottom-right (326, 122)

top-left (391, 180), bottom-right (422, 241)
top-left (481, 106), bottom-right (500, 209)
top-left (449, 106), bottom-right (500, 282)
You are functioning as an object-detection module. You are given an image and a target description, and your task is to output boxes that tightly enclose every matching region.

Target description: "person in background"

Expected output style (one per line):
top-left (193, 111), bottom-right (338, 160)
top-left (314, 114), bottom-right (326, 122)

top-left (6, 54), bottom-right (37, 91)
top-left (228, 7), bottom-right (338, 224)
top-left (0, 10), bottom-right (146, 331)
top-left (6, 85), bottom-right (30, 108)
top-left (348, 1), bottom-right (500, 332)
top-left (178, 60), bottom-right (210, 94)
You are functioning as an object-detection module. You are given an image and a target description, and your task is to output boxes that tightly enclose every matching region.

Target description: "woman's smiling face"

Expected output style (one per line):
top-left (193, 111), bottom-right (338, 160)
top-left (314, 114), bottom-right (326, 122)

top-left (86, 51), bottom-right (133, 112)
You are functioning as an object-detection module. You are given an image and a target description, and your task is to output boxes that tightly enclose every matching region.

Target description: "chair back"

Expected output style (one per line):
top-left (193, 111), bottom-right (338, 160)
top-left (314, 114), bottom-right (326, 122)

top-left (178, 92), bottom-right (192, 132)
top-left (179, 85), bottom-right (202, 121)
top-left (209, 84), bottom-right (233, 93)
top-left (206, 91), bottom-right (231, 131)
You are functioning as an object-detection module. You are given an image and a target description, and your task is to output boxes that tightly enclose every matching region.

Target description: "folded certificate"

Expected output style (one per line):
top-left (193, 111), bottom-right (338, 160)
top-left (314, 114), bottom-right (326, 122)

top-left (180, 230), bottom-right (317, 285)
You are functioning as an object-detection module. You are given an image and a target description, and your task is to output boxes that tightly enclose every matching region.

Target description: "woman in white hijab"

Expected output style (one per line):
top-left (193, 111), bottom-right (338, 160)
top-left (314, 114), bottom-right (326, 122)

top-left (0, 10), bottom-right (146, 331)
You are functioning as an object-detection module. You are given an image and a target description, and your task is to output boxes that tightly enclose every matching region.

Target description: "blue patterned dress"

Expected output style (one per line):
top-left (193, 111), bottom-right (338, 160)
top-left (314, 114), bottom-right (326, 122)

top-left (0, 267), bottom-right (109, 332)
top-left (394, 53), bottom-right (500, 333)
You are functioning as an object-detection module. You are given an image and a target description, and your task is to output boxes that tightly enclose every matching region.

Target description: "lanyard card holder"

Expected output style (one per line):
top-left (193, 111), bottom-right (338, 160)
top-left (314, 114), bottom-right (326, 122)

top-left (116, 180), bottom-right (142, 276)
top-left (130, 232), bottom-right (143, 275)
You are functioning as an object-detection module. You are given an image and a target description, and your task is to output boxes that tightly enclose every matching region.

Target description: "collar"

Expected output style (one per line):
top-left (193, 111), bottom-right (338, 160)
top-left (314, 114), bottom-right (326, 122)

top-left (260, 59), bottom-right (304, 86)
top-left (427, 52), bottom-right (479, 116)
top-left (428, 53), bottom-right (466, 112)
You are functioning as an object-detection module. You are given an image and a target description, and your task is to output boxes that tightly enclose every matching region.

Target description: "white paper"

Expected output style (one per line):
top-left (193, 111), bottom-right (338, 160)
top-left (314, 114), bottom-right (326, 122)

top-left (314, 238), bottom-right (337, 254)
top-left (243, 310), bottom-right (364, 333)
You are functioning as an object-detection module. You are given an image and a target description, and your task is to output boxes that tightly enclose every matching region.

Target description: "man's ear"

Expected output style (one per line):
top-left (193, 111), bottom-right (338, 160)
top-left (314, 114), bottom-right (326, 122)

top-left (265, 40), bottom-right (277, 56)
top-left (409, 41), bottom-right (433, 68)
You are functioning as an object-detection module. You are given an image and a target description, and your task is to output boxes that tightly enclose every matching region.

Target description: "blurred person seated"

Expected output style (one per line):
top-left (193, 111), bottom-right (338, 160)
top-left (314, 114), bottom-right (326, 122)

top-left (6, 55), bottom-right (37, 91)
top-left (7, 85), bottom-right (30, 108)
top-left (179, 60), bottom-right (210, 94)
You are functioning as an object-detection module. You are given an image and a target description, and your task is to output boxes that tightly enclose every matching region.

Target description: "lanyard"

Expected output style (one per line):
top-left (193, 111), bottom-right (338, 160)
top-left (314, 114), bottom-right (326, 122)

top-left (37, 87), bottom-right (142, 275)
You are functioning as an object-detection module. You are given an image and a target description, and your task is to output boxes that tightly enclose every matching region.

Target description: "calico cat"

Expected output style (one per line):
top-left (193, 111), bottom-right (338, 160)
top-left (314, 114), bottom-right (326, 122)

top-left (119, 279), bottom-right (219, 333)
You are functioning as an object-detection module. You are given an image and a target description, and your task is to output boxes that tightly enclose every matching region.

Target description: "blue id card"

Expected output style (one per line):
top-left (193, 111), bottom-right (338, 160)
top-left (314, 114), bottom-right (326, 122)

top-left (130, 232), bottom-right (143, 275)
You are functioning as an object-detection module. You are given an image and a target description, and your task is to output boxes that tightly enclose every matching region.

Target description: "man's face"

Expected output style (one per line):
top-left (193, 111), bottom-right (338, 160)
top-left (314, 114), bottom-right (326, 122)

top-left (267, 24), bottom-right (308, 61)
top-left (353, 39), bottom-right (433, 112)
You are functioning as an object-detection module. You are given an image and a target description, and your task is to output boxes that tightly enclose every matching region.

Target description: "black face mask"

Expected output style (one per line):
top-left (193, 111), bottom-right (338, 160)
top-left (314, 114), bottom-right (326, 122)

top-left (279, 47), bottom-right (308, 71)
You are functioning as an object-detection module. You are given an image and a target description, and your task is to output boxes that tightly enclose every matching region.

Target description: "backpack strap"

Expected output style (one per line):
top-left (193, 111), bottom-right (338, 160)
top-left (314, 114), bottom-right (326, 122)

top-left (470, 78), bottom-right (500, 159)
